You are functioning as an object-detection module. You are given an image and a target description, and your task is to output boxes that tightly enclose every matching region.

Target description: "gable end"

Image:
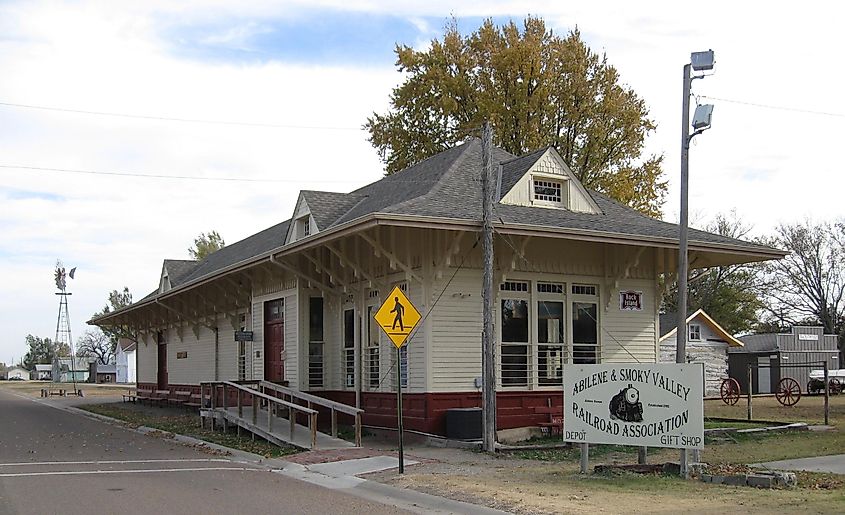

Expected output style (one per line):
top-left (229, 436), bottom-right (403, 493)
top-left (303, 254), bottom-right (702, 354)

top-left (500, 148), bottom-right (601, 214)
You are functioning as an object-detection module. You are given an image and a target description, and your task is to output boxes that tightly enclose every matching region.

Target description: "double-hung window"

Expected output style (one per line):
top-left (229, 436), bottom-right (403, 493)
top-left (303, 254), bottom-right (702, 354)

top-left (367, 303), bottom-right (380, 390)
top-left (536, 282), bottom-right (565, 386)
top-left (308, 297), bottom-right (324, 388)
top-left (343, 308), bottom-right (355, 388)
top-left (500, 281), bottom-right (530, 387)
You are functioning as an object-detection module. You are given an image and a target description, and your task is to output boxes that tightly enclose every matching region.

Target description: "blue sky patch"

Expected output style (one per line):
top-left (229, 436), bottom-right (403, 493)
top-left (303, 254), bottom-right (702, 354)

top-left (160, 14), bottom-right (515, 66)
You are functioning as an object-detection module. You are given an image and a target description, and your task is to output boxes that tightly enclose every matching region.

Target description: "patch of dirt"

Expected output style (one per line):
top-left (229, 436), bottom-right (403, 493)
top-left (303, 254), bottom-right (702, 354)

top-left (362, 445), bottom-right (844, 515)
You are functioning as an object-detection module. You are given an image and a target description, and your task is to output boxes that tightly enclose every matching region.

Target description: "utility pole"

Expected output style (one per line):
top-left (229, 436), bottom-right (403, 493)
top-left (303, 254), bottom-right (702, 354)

top-left (481, 121), bottom-right (497, 453)
top-left (677, 61), bottom-right (692, 478)
top-left (677, 49), bottom-right (715, 478)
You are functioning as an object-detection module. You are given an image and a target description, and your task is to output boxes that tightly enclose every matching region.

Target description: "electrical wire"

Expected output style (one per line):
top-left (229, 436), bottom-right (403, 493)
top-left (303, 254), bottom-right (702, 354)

top-left (0, 101), bottom-right (364, 130)
top-left (375, 235), bottom-right (481, 390)
top-left (699, 95), bottom-right (845, 118)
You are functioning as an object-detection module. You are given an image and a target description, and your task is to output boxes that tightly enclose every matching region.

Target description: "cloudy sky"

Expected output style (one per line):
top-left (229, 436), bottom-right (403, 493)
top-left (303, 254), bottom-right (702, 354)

top-left (1, 1), bottom-right (842, 365)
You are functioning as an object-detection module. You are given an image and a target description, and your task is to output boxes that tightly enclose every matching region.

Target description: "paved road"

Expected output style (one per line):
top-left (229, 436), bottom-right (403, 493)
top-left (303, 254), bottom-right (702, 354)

top-left (0, 388), bottom-right (410, 515)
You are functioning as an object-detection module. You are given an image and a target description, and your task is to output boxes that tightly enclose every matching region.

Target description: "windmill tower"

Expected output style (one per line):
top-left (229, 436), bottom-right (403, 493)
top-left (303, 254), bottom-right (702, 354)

top-left (54, 261), bottom-right (77, 391)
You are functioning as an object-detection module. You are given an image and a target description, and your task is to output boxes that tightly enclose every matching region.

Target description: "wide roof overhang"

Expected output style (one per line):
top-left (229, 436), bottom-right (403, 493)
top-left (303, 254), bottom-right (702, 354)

top-left (90, 212), bottom-right (785, 329)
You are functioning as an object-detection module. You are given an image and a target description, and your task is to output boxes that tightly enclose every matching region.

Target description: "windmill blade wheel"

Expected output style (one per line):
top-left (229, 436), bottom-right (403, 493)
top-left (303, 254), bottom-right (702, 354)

top-left (775, 377), bottom-right (801, 406)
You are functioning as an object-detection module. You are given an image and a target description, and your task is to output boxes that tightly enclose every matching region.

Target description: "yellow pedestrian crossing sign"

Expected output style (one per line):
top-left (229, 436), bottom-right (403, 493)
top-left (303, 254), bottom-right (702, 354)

top-left (374, 286), bottom-right (421, 348)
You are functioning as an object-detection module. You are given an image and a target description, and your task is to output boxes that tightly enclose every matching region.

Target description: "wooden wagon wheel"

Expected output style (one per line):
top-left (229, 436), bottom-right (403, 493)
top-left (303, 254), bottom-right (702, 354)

top-left (720, 378), bottom-right (741, 405)
top-left (775, 377), bottom-right (802, 406)
top-left (807, 380), bottom-right (821, 395)
top-left (830, 378), bottom-right (842, 395)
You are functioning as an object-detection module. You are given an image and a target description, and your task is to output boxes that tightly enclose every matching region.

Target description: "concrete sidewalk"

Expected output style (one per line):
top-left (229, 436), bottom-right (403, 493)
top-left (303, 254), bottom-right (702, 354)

top-left (754, 454), bottom-right (845, 474)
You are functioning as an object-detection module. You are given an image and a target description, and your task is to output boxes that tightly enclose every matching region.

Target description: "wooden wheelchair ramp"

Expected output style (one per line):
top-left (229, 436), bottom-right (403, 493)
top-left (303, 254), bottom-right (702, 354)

top-left (199, 381), bottom-right (362, 451)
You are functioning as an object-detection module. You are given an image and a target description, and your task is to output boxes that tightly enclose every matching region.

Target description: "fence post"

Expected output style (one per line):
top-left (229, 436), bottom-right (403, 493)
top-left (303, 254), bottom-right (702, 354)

top-left (580, 443), bottom-right (589, 474)
top-left (355, 413), bottom-right (362, 447)
top-left (638, 447), bottom-right (647, 465)
top-left (747, 364), bottom-right (753, 421)
top-left (252, 391), bottom-right (258, 426)
top-left (824, 361), bottom-right (830, 426)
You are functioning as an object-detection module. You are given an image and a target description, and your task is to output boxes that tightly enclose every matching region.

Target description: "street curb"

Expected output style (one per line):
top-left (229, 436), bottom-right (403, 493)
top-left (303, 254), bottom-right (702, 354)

top-left (63, 403), bottom-right (510, 513)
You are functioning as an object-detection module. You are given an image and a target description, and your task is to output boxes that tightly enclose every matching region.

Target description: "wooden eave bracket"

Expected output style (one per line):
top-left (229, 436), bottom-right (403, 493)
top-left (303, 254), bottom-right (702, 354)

top-left (358, 231), bottom-right (423, 284)
top-left (269, 255), bottom-right (338, 296)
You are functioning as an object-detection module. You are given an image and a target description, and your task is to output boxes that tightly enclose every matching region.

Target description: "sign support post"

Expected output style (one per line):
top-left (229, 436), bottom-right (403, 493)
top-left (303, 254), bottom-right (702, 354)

top-left (397, 345), bottom-right (405, 474)
top-left (373, 285), bottom-right (421, 476)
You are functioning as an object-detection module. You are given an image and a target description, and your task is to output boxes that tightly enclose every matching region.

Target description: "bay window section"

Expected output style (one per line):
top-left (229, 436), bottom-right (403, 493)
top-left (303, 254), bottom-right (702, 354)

top-left (537, 300), bottom-right (564, 385)
top-left (572, 301), bottom-right (599, 364)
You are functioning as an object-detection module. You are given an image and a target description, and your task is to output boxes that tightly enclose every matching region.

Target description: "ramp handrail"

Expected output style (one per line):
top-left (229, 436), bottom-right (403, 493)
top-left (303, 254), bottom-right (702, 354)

top-left (259, 381), bottom-right (363, 446)
top-left (200, 380), bottom-right (319, 449)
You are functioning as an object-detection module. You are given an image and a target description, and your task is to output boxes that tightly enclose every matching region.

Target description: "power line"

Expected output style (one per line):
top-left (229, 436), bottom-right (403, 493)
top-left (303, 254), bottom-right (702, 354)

top-left (699, 95), bottom-right (845, 118)
top-left (0, 101), bottom-right (365, 131)
top-left (0, 164), bottom-right (363, 184)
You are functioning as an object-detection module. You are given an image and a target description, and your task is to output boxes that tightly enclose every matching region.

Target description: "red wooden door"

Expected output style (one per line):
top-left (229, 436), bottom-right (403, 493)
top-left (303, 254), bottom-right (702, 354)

top-left (264, 300), bottom-right (285, 383)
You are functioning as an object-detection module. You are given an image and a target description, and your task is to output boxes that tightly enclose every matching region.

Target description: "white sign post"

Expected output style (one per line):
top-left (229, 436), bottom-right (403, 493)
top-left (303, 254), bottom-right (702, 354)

top-left (563, 363), bottom-right (704, 450)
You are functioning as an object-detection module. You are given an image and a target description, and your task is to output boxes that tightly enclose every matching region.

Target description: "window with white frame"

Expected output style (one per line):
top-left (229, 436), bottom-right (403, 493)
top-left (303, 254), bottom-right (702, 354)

top-left (536, 282), bottom-right (564, 386)
top-left (297, 215), bottom-right (311, 240)
top-left (308, 297), bottom-right (324, 388)
top-left (367, 304), bottom-right (380, 390)
top-left (500, 281), bottom-right (530, 387)
top-left (688, 323), bottom-right (701, 341)
top-left (571, 284), bottom-right (599, 364)
top-left (533, 179), bottom-right (562, 203)
top-left (343, 308), bottom-right (355, 388)
top-left (237, 313), bottom-right (247, 381)
top-left (399, 345), bottom-right (408, 388)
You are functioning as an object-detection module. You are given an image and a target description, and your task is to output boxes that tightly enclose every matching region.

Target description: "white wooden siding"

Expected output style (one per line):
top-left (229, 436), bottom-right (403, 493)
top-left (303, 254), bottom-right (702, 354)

top-left (167, 325), bottom-right (216, 385)
top-left (601, 278), bottom-right (658, 363)
top-left (137, 333), bottom-right (157, 384)
top-left (217, 322), bottom-right (240, 381)
top-left (430, 268), bottom-right (483, 392)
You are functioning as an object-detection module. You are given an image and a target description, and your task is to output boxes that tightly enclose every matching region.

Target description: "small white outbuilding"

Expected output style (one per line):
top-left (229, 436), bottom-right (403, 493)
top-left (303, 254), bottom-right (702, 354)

top-left (659, 309), bottom-right (743, 396)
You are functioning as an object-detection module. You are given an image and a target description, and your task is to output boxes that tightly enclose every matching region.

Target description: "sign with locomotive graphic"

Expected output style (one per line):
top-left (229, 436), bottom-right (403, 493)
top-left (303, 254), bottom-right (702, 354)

top-left (563, 363), bottom-right (704, 449)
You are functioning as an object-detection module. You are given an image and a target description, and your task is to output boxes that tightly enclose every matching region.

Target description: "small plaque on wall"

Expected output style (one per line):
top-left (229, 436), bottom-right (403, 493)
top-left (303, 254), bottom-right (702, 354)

top-left (619, 290), bottom-right (643, 311)
top-left (176, 351), bottom-right (188, 359)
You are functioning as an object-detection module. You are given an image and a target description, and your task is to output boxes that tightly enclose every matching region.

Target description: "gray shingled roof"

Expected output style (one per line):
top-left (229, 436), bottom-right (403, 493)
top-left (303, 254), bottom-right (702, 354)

top-left (659, 312), bottom-right (680, 338)
top-left (302, 190), bottom-right (365, 230)
top-left (498, 146), bottom-right (549, 199)
top-left (93, 139), bottom-right (782, 324)
top-left (732, 333), bottom-right (779, 353)
top-left (163, 259), bottom-right (198, 287)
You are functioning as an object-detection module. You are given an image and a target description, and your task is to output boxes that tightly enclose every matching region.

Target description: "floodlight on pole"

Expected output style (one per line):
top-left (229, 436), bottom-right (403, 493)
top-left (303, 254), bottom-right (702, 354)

top-left (677, 49), bottom-right (715, 479)
top-left (691, 104), bottom-right (715, 131)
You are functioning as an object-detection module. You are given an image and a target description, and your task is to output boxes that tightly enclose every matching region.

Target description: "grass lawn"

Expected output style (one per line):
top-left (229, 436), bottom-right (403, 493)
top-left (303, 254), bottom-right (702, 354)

top-left (80, 402), bottom-right (300, 458)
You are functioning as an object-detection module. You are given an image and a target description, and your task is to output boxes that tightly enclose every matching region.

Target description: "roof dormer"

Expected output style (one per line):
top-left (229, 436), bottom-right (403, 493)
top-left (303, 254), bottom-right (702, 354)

top-left (500, 148), bottom-right (601, 214)
top-left (285, 193), bottom-right (316, 244)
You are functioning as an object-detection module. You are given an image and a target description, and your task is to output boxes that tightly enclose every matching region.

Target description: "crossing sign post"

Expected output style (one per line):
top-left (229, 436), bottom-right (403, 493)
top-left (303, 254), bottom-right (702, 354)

top-left (374, 285), bottom-right (422, 474)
